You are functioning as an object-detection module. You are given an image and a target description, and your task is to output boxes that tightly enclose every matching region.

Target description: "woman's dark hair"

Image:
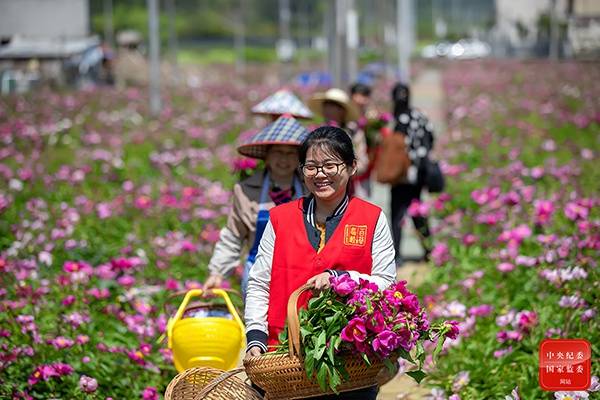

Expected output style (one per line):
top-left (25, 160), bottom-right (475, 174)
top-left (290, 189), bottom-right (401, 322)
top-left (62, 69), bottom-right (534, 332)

top-left (299, 126), bottom-right (355, 167)
top-left (349, 82), bottom-right (372, 97)
top-left (391, 82), bottom-right (411, 118)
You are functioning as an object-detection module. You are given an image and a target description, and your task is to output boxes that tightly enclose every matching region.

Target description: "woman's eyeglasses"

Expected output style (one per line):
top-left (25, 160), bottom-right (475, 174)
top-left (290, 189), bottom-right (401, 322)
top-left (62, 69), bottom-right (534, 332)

top-left (301, 162), bottom-right (346, 177)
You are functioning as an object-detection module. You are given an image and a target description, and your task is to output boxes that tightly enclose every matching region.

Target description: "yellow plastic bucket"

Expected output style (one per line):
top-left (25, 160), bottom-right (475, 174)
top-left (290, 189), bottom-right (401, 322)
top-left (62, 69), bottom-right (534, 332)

top-left (167, 289), bottom-right (245, 372)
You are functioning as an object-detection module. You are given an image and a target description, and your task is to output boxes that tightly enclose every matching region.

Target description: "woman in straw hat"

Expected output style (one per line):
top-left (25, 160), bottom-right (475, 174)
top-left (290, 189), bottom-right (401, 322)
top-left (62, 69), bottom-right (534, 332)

top-left (251, 89), bottom-right (313, 122)
top-left (204, 116), bottom-right (309, 295)
top-left (308, 88), bottom-right (370, 198)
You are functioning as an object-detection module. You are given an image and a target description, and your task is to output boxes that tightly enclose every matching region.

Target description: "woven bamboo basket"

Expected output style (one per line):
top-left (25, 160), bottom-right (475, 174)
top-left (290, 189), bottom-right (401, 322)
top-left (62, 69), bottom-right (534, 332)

top-left (164, 366), bottom-right (263, 400)
top-left (244, 284), bottom-right (397, 400)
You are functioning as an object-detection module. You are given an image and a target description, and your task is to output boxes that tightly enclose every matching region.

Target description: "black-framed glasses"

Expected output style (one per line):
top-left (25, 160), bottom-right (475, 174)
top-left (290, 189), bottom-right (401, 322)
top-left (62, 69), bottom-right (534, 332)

top-left (301, 162), bottom-right (346, 177)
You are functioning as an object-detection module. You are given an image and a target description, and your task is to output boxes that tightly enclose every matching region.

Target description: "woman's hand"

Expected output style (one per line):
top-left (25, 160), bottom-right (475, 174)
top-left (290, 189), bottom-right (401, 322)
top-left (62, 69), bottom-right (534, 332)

top-left (203, 273), bottom-right (223, 290)
top-left (244, 346), bottom-right (263, 360)
top-left (306, 272), bottom-right (332, 291)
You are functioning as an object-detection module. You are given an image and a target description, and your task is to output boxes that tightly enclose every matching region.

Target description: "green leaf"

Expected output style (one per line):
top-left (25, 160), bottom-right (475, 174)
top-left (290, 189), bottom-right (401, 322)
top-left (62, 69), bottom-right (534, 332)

top-left (406, 369), bottom-right (427, 383)
top-left (314, 330), bottom-right (327, 360)
top-left (397, 347), bottom-right (415, 364)
top-left (316, 364), bottom-right (329, 392)
top-left (304, 352), bottom-right (316, 378)
top-left (432, 336), bottom-right (446, 363)
top-left (383, 357), bottom-right (398, 373)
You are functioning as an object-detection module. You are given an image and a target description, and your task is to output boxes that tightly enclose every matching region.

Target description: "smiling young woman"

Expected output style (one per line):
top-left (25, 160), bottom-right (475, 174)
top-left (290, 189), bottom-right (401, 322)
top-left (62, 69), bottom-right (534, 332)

top-left (244, 126), bottom-right (397, 399)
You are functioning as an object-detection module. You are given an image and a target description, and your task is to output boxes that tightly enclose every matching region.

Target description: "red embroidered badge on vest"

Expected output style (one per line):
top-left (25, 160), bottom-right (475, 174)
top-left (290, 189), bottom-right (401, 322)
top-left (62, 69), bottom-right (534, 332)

top-left (343, 225), bottom-right (367, 247)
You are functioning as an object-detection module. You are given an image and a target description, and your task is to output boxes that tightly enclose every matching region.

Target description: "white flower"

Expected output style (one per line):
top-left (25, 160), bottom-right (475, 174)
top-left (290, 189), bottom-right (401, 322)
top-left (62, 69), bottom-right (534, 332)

top-left (554, 391), bottom-right (589, 400)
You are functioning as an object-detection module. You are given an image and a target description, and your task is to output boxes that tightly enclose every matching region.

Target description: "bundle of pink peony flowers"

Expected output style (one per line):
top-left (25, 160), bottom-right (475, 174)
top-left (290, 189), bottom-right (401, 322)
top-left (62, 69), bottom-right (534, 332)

top-left (278, 275), bottom-right (458, 392)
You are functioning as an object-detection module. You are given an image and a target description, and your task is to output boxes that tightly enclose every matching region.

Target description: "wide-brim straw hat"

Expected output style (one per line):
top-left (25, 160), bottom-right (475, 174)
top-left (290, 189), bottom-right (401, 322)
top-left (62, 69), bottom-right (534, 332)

top-left (251, 89), bottom-right (313, 120)
top-left (237, 115), bottom-right (310, 159)
top-left (308, 88), bottom-right (360, 123)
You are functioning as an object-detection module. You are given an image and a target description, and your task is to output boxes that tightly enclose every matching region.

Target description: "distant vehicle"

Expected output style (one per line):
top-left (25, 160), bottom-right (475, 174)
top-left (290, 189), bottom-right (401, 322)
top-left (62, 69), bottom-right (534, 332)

top-left (421, 39), bottom-right (491, 60)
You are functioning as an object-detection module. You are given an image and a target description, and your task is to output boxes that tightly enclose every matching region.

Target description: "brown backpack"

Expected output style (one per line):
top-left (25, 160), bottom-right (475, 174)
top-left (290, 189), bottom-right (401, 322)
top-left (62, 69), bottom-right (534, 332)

top-left (374, 133), bottom-right (411, 185)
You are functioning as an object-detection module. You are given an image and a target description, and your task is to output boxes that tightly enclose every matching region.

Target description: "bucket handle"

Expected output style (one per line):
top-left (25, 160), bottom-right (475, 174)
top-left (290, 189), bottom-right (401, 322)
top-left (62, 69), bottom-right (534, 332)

top-left (162, 288), bottom-right (242, 316)
top-left (167, 289), bottom-right (245, 349)
top-left (193, 367), bottom-right (263, 400)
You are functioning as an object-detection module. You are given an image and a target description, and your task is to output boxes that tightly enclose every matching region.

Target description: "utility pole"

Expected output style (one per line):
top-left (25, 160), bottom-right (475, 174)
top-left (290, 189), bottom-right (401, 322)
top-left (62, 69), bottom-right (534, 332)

top-left (549, 0), bottom-right (560, 60)
top-left (165, 0), bottom-right (178, 66)
top-left (147, 0), bottom-right (161, 116)
top-left (278, 0), bottom-right (292, 82)
top-left (397, 0), bottom-right (415, 83)
top-left (234, 0), bottom-right (246, 76)
top-left (103, 0), bottom-right (114, 46)
top-left (347, 0), bottom-right (358, 85)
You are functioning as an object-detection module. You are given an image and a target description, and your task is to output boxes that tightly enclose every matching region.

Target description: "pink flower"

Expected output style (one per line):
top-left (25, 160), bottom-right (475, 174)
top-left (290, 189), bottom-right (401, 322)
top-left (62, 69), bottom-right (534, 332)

top-left (165, 278), bottom-right (180, 291)
top-left (452, 371), bottom-right (470, 392)
top-left (28, 364), bottom-right (58, 385)
top-left (117, 275), bottom-right (136, 288)
top-left (134, 196), bottom-right (152, 209)
top-left (497, 262), bottom-right (515, 273)
top-left (534, 199), bottom-right (555, 225)
top-left (340, 317), bottom-right (367, 343)
top-left (96, 202), bottom-right (112, 219)
top-left (431, 242), bottom-right (450, 266)
top-left (496, 330), bottom-right (523, 343)
top-left (564, 201), bottom-right (589, 221)
top-left (79, 375), bottom-right (98, 393)
top-left (51, 336), bottom-right (74, 349)
top-left (61, 295), bottom-right (76, 306)
top-left (400, 294), bottom-right (420, 315)
top-left (330, 274), bottom-right (357, 296)
top-left (365, 310), bottom-right (386, 333)
top-left (494, 346), bottom-right (513, 358)
top-left (408, 200), bottom-right (430, 217)
top-left (372, 330), bottom-right (400, 357)
top-left (128, 350), bottom-right (146, 365)
top-left (76, 335), bottom-right (90, 345)
top-left (142, 386), bottom-right (159, 400)
top-left (444, 320), bottom-right (460, 340)
top-left (516, 311), bottom-right (538, 332)
top-left (468, 304), bottom-right (493, 317)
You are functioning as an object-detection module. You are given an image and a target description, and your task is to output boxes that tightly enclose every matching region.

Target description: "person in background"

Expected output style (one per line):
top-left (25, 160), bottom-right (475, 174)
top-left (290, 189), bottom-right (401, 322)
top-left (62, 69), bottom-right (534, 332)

top-left (349, 82), bottom-right (376, 198)
top-left (308, 88), bottom-right (370, 198)
top-left (390, 82), bottom-right (434, 265)
top-left (244, 126), bottom-right (396, 399)
top-left (251, 89), bottom-right (313, 122)
top-left (203, 116), bottom-right (309, 295)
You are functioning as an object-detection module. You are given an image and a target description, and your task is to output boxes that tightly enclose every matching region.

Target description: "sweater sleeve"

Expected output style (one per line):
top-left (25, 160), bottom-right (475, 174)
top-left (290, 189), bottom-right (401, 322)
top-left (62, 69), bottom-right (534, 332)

top-left (244, 220), bottom-right (275, 352)
top-left (347, 211), bottom-right (397, 289)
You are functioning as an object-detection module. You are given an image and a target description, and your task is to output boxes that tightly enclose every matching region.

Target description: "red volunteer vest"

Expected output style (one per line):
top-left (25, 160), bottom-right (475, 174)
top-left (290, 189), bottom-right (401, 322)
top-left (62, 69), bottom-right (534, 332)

top-left (266, 196), bottom-right (381, 346)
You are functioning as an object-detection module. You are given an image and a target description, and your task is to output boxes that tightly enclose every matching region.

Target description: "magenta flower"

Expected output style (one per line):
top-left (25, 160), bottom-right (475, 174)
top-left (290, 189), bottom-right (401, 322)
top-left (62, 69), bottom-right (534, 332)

top-left (142, 386), bottom-right (159, 400)
top-left (493, 346), bottom-right (514, 358)
top-left (497, 262), bottom-right (515, 273)
top-left (50, 336), bottom-right (74, 349)
top-left (534, 199), bottom-right (554, 225)
top-left (372, 330), bottom-right (400, 357)
top-left (564, 201), bottom-right (589, 221)
top-left (330, 274), bottom-right (357, 296)
top-left (468, 304), bottom-right (493, 317)
top-left (517, 311), bottom-right (538, 332)
top-left (79, 375), bottom-right (98, 393)
top-left (444, 320), bottom-right (460, 340)
top-left (400, 294), bottom-right (420, 315)
top-left (340, 317), bottom-right (367, 343)
top-left (431, 242), bottom-right (450, 266)
top-left (365, 310), bottom-right (386, 333)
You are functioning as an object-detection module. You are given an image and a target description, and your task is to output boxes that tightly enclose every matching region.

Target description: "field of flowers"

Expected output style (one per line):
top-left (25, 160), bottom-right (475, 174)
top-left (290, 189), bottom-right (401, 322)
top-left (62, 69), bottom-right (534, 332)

top-left (0, 66), bottom-right (297, 399)
top-left (416, 60), bottom-right (599, 399)
top-left (0, 60), bottom-right (598, 399)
